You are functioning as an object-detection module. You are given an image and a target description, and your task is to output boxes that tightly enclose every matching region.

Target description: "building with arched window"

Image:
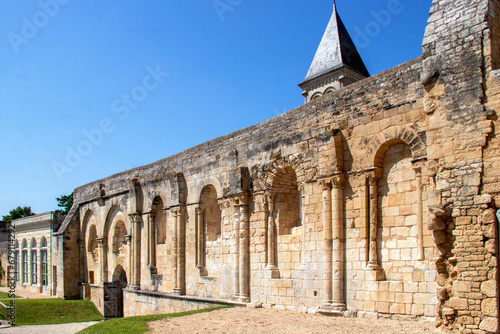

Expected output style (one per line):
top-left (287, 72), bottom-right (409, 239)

top-left (11, 212), bottom-right (65, 295)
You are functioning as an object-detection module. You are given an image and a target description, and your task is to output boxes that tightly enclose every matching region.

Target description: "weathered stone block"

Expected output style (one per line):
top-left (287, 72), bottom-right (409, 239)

top-left (480, 280), bottom-right (497, 298)
top-left (446, 297), bottom-right (468, 311)
top-left (481, 298), bottom-right (497, 317)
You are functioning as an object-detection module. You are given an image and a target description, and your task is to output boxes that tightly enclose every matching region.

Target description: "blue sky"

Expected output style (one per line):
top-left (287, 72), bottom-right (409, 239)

top-left (0, 0), bottom-right (431, 217)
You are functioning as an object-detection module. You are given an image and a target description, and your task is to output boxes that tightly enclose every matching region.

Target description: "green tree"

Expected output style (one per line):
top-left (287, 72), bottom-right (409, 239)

top-left (2, 206), bottom-right (35, 223)
top-left (55, 193), bottom-right (73, 216)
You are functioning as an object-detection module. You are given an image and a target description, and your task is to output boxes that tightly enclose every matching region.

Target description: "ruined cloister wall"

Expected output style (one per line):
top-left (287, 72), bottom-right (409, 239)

top-left (57, 1), bottom-right (500, 332)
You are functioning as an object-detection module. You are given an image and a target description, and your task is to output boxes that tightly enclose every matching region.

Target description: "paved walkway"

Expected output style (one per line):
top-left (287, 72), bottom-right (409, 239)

top-left (0, 287), bottom-right (57, 299)
top-left (0, 322), bottom-right (99, 334)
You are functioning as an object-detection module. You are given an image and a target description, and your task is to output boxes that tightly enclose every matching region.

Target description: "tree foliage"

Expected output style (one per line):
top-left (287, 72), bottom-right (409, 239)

top-left (2, 206), bottom-right (35, 223)
top-left (55, 193), bottom-right (73, 216)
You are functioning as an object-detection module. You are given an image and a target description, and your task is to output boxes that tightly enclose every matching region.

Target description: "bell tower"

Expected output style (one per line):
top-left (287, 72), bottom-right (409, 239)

top-left (299, 2), bottom-right (370, 103)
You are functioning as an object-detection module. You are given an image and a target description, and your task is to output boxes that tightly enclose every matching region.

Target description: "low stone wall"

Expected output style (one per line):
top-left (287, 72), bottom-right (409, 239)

top-left (123, 289), bottom-right (243, 317)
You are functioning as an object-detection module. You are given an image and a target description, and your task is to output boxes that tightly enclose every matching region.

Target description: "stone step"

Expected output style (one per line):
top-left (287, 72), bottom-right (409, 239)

top-left (0, 320), bottom-right (12, 327)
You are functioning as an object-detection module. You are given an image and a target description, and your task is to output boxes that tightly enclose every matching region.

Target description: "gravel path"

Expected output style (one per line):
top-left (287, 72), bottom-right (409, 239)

top-left (148, 308), bottom-right (437, 334)
top-left (0, 321), bottom-right (99, 334)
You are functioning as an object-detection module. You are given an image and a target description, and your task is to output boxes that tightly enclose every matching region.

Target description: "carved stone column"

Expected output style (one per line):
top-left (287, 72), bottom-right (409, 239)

top-left (331, 174), bottom-right (346, 311)
top-left (367, 171), bottom-right (383, 280)
top-left (97, 238), bottom-right (108, 283)
top-left (233, 200), bottom-right (240, 299)
top-left (265, 192), bottom-right (279, 278)
top-left (414, 167), bottom-right (424, 261)
top-left (128, 213), bottom-right (141, 289)
top-left (195, 207), bottom-right (206, 274)
top-left (320, 179), bottom-right (333, 308)
top-left (238, 195), bottom-right (250, 302)
top-left (148, 212), bottom-right (157, 272)
top-left (172, 207), bottom-right (185, 295)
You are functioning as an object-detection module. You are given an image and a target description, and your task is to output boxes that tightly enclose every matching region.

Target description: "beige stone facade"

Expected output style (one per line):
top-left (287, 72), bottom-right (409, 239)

top-left (10, 212), bottom-right (64, 296)
top-left (46, 0), bottom-right (500, 332)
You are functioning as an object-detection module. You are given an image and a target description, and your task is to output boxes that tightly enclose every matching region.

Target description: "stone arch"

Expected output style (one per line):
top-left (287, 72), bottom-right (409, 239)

top-left (103, 206), bottom-right (130, 283)
top-left (270, 166), bottom-right (302, 235)
top-left (324, 87), bottom-right (335, 95)
top-left (112, 264), bottom-right (128, 285)
top-left (83, 210), bottom-right (99, 284)
top-left (375, 139), bottom-right (420, 281)
top-left (88, 225), bottom-right (98, 263)
top-left (151, 196), bottom-right (166, 245)
top-left (111, 265), bottom-right (128, 318)
top-left (311, 92), bottom-right (323, 100)
top-left (112, 221), bottom-right (127, 255)
top-left (265, 159), bottom-right (304, 278)
top-left (198, 184), bottom-right (222, 279)
top-left (265, 156), bottom-right (310, 189)
top-left (103, 205), bottom-right (127, 240)
top-left (370, 126), bottom-right (426, 169)
top-left (192, 176), bottom-right (224, 204)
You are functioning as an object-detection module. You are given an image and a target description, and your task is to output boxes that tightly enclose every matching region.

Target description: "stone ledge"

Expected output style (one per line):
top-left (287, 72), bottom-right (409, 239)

top-left (123, 288), bottom-right (248, 307)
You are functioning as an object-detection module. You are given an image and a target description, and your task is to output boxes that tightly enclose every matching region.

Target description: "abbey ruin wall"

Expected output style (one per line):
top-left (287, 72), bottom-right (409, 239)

top-left (59, 1), bottom-right (500, 332)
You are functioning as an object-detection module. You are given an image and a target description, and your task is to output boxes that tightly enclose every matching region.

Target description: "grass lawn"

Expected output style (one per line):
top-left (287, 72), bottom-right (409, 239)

top-left (78, 305), bottom-right (232, 334)
top-left (0, 299), bottom-right (103, 325)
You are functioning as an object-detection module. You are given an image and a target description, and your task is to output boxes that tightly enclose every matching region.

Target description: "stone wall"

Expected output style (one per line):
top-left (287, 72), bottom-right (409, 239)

top-left (56, 0), bottom-right (500, 332)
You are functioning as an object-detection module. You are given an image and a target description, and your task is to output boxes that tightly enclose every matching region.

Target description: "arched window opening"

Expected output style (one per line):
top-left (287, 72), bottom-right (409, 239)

top-left (152, 196), bottom-right (166, 245)
top-left (377, 142), bottom-right (419, 281)
top-left (88, 225), bottom-right (98, 262)
top-left (21, 239), bottom-right (27, 284)
top-left (198, 185), bottom-right (222, 276)
top-left (311, 92), bottom-right (322, 100)
top-left (200, 185), bottom-right (221, 242)
top-left (14, 241), bottom-right (19, 284)
top-left (31, 238), bottom-right (37, 285)
top-left (41, 237), bottom-right (48, 290)
top-left (272, 166), bottom-right (301, 235)
top-left (112, 221), bottom-right (127, 256)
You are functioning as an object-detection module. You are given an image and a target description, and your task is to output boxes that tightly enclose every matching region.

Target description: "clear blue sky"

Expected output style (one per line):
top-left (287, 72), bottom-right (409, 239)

top-left (0, 0), bottom-right (432, 217)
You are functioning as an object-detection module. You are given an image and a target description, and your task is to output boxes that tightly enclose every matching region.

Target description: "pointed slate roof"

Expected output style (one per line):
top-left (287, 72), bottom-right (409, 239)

top-left (300, 2), bottom-right (369, 85)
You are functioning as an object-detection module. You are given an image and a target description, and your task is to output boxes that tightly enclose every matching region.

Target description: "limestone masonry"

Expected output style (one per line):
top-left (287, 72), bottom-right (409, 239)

top-left (14, 1), bottom-right (500, 333)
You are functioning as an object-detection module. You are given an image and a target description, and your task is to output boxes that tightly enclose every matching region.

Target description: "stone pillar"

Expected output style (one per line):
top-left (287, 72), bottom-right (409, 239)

top-left (173, 207), bottom-right (185, 295)
top-left (367, 171), bottom-right (383, 280)
top-left (331, 174), bottom-right (346, 311)
top-left (265, 192), bottom-right (279, 278)
top-left (238, 195), bottom-right (250, 302)
top-left (233, 200), bottom-right (240, 299)
top-left (97, 238), bottom-right (108, 283)
top-left (148, 212), bottom-right (157, 271)
top-left (414, 167), bottom-right (425, 261)
top-left (321, 179), bottom-right (333, 308)
top-left (128, 213), bottom-right (141, 290)
top-left (38, 243), bottom-right (42, 292)
top-left (195, 207), bottom-right (206, 272)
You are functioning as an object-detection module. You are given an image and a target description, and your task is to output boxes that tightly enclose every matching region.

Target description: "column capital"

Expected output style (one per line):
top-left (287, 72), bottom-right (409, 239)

top-left (128, 213), bottom-right (141, 224)
top-left (319, 179), bottom-right (333, 191)
top-left (367, 169), bottom-right (382, 185)
top-left (195, 206), bottom-right (206, 215)
top-left (96, 237), bottom-right (106, 247)
top-left (332, 174), bottom-right (345, 189)
top-left (232, 194), bottom-right (250, 207)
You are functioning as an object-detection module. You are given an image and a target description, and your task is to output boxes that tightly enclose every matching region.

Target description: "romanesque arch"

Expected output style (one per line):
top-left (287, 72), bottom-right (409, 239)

top-left (104, 206), bottom-right (130, 284)
top-left (264, 158), bottom-right (305, 279)
top-left (148, 195), bottom-right (169, 277)
top-left (87, 224), bottom-right (98, 284)
top-left (198, 185), bottom-right (221, 276)
top-left (374, 139), bottom-right (419, 281)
